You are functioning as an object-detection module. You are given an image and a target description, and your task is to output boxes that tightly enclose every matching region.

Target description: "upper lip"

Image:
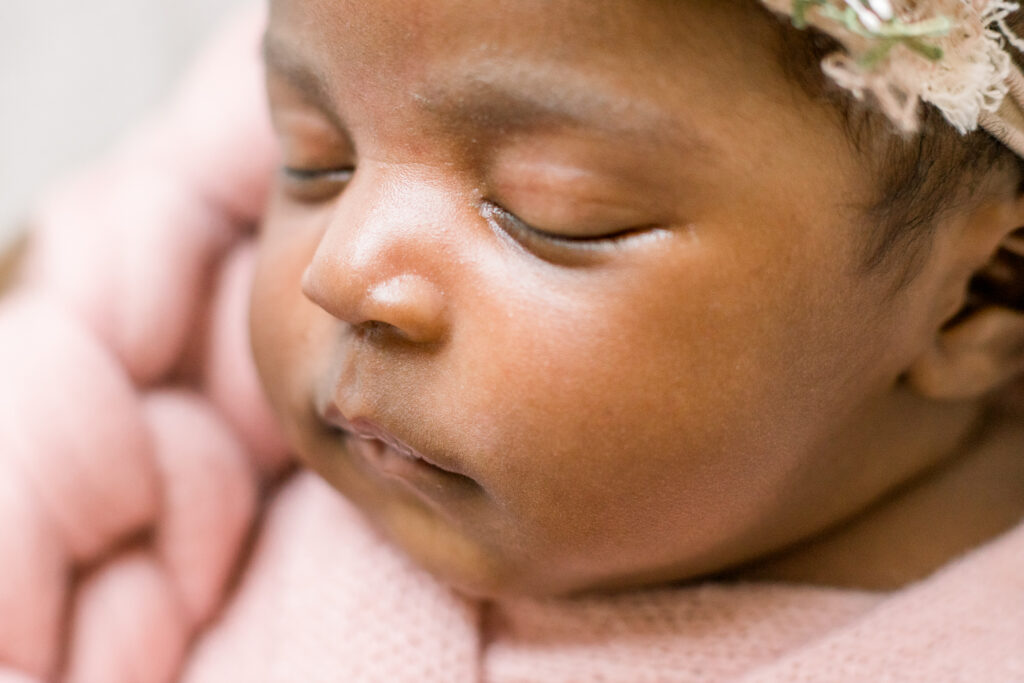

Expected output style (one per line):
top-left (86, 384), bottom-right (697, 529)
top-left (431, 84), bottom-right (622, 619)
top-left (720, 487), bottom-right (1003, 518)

top-left (320, 403), bottom-right (469, 478)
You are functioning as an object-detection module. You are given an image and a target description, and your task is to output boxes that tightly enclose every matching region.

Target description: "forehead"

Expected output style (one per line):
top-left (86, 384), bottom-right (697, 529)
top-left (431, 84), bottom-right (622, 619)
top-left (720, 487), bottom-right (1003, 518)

top-left (263, 0), bottom-right (875, 233)
top-left (264, 0), bottom-right (788, 148)
top-left (267, 0), bottom-right (711, 69)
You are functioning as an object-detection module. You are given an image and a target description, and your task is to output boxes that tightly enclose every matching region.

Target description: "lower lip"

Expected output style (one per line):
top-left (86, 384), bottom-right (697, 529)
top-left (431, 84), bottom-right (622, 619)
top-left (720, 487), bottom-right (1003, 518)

top-left (343, 434), bottom-right (474, 501)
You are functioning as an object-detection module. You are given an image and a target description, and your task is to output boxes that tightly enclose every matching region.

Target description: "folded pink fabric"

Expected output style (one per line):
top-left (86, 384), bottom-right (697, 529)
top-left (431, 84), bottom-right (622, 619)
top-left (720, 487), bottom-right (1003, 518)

top-left (2, 7), bottom-right (1022, 682)
top-left (179, 472), bottom-right (1024, 682)
top-left (17, 235), bottom-right (1022, 683)
top-left (0, 8), bottom-right (286, 681)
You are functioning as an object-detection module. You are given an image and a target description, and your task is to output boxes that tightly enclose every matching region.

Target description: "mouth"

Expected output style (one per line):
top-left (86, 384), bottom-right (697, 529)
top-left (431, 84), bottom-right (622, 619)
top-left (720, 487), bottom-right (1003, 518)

top-left (319, 404), bottom-right (473, 483)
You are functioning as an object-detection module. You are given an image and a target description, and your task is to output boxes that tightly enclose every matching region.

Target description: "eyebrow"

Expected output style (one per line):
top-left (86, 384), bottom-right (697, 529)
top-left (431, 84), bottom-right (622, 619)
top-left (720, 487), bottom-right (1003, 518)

top-left (416, 71), bottom-right (710, 153)
top-left (263, 35), bottom-right (346, 130)
top-left (262, 34), bottom-right (712, 155)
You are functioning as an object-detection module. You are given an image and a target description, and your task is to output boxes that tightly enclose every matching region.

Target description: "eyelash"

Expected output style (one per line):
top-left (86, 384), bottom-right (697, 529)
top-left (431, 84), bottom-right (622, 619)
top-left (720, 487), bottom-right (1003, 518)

top-left (282, 166), bottom-right (354, 181)
top-left (481, 202), bottom-right (658, 251)
top-left (280, 167), bottom-right (659, 249)
top-left (280, 165), bottom-right (354, 201)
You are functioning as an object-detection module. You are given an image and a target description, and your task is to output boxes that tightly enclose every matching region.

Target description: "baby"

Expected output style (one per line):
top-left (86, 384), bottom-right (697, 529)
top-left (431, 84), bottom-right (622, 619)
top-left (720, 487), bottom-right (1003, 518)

top-left (2, 0), bottom-right (1023, 680)
top-left (253, 0), bottom-right (1024, 599)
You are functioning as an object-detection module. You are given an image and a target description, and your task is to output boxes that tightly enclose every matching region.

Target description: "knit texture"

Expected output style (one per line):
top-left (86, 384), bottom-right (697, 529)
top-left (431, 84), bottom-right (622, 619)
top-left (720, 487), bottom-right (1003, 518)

top-left (180, 472), bottom-right (1024, 682)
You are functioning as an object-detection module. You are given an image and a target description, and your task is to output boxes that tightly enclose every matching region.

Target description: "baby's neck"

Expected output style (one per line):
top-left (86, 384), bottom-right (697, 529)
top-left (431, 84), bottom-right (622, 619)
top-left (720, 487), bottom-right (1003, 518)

top-left (736, 401), bottom-right (1024, 591)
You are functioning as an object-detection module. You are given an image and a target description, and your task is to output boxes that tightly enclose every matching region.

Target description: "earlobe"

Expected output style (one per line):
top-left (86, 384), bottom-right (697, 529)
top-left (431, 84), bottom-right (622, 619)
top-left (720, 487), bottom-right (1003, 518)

top-left (907, 306), bottom-right (1024, 401)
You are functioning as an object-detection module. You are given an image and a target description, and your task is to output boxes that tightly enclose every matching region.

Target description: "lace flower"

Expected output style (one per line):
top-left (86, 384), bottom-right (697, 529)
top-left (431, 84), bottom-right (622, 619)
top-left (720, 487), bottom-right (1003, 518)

top-left (761, 0), bottom-right (1024, 133)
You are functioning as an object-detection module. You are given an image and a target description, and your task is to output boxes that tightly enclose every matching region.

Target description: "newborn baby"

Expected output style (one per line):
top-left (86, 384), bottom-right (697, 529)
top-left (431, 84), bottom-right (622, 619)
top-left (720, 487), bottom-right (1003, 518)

top-left (2, 0), bottom-right (1022, 680)
top-left (251, 0), bottom-right (1024, 598)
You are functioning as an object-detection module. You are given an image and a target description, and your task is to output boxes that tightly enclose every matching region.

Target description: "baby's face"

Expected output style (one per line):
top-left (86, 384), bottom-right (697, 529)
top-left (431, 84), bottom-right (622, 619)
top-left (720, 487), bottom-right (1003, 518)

top-left (252, 0), bottom-right (922, 597)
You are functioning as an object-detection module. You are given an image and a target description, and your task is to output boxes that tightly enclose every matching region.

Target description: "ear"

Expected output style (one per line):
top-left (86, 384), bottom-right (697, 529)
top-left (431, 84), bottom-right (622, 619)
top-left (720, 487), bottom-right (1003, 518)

top-left (907, 227), bottom-right (1024, 401)
top-left (907, 307), bottom-right (1024, 400)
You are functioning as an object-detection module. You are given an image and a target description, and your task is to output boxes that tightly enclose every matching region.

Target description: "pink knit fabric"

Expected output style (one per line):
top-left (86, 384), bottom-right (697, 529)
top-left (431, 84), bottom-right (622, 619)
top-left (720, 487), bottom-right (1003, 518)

top-left (0, 8), bottom-right (285, 681)
top-left (1, 7), bottom-right (1022, 682)
top-left (181, 474), bottom-right (1024, 682)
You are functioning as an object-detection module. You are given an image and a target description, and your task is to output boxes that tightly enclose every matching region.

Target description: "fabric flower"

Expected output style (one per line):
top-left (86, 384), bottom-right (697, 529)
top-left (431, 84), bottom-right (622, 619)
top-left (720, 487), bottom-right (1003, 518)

top-left (762, 0), bottom-right (1024, 133)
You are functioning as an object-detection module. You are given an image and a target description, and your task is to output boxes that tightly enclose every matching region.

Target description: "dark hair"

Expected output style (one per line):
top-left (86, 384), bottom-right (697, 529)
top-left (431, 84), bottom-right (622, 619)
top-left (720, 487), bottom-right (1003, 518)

top-left (770, 12), bottom-right (1024, 307)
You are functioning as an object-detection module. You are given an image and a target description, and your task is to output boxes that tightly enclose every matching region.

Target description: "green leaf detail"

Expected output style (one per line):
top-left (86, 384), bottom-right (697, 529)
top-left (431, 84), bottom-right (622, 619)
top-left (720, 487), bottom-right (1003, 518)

top-left (791, 1), bottom-right (952, 64)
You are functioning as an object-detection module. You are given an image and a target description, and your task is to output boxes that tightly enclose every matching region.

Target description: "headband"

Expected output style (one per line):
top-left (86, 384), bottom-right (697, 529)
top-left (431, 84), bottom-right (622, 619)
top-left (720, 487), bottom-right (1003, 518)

top-left (762, 0), bottom-right (1024, 158)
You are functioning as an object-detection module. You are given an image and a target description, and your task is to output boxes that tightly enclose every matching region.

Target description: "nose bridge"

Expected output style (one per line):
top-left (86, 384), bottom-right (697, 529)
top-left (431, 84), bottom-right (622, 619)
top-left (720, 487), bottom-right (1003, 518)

top-left (345, 167), bottom-right (454, 274)
top-left (301, 164), bottom-right (458, 343)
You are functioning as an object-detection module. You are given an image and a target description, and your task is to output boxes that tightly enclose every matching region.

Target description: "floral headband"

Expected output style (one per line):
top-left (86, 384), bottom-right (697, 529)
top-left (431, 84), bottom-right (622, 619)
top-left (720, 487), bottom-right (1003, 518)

top-left (761, 0), bottom-right (1024, 158)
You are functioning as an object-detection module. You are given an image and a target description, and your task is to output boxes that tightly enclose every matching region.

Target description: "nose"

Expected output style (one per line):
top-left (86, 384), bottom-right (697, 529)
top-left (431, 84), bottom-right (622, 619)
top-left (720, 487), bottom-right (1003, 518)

top-left (300, 172), bottom-right (453, 345)
top-left (303, 269), bottom-right (447, 344)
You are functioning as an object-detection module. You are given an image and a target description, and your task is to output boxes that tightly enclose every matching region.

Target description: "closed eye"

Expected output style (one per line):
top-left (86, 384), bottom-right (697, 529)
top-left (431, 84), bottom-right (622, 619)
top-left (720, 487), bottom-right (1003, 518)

top-left (280, 166), bottom-right (355, 202)
top-left (282, 166), bottom-right (354, 181)
top-left (481, 201), bottom-right (663, 251)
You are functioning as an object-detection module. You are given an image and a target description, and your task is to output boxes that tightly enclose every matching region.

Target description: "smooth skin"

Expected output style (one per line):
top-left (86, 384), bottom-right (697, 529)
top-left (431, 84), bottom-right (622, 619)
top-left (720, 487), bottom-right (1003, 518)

top-left (250, 0), bottom-right (1024, 599)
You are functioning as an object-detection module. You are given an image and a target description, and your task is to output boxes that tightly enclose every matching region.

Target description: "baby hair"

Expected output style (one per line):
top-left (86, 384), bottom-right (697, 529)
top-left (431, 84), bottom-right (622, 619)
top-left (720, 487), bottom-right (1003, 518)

top-left (772, 7), bottom-right (1024, 309)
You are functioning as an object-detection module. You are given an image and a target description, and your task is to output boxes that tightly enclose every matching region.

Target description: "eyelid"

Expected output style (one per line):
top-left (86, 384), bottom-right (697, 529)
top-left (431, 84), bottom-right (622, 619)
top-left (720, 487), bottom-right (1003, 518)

top-left (481, 201), bottom-right (662, 249)
top-left (281, 166), bottom-right (355, 181)
top-left (279, 165), bottom-right (355, 203)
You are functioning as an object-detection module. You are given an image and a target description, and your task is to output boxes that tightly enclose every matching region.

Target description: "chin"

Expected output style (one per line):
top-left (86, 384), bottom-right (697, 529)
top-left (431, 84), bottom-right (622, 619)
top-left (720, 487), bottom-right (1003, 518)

top-left (398, 536), bottom-right (619, 601)
top-left (431, 565), bottom-right (570, 601)
top-left (390, 530), bottom-right (538, 600)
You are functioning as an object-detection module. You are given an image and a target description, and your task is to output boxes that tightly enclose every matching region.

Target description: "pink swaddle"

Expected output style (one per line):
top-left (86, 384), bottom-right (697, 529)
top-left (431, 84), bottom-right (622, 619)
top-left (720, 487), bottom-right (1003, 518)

top-left (0, 8), bottom-right (287, 681)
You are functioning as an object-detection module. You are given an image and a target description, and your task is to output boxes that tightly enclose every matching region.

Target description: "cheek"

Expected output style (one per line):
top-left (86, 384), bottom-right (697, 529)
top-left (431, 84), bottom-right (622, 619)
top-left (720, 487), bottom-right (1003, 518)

top-left (246, 189), bottom-right (890, 588)
top-left (249, 213), bottom-right (324, 434)
top-left (448, 244), bottom-right (875, 556)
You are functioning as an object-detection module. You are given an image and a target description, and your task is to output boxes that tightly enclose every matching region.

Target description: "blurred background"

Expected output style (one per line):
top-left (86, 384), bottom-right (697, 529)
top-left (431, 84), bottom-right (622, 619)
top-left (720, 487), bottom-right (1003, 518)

top-left (0, 0), bottom-right (252, 250)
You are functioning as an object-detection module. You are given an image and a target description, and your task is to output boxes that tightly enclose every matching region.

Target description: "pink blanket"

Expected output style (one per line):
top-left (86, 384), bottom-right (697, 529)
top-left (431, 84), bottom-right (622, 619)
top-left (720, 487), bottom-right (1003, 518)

top-left (1, 8), bottom-right (1022, 682)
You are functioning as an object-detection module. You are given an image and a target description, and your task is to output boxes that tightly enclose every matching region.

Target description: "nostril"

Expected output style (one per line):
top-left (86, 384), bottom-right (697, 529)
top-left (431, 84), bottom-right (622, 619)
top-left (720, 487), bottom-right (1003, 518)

top-left (300, 244), bottom-right (448, 344)
top-left (362, 275), bottom-right (448, 345)
top-left (304, 264), bottom-right (449, 345)
top-left (355, 319), bottom-right (395, 336)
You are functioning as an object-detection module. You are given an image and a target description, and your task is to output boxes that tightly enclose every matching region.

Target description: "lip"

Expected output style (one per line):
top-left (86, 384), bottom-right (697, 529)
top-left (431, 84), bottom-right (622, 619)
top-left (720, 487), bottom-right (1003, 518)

top-left (319, 403), bottom-right (471, 481)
